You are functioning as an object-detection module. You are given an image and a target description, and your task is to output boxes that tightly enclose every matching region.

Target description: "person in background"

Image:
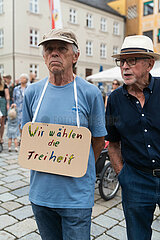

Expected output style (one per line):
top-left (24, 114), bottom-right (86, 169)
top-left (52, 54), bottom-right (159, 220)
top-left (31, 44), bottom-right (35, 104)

top-left (106, 35), bottom-right (160, 240)
top-left (99, 84), bottom-right (106, 104)
top-left (104, 79), bottom-right (120, 107)
top-left (0, 108), bottom-right (2, 152)
top-left (14, 78), bottom-right (20, 87)
top-left (3, 74), bottom-right (14, 105)
top-left (29, 72), bottom-right (36, 84)
top-left (7, 103), bottom-right (19, 152)
top-left (0, 74), bottom-right (10, 146)
top-left (22, 28), bottom-right (106, 240)
top-left (87, 79), bottom-right (93, 84)
top-left (13, 73), bottom-right (28, 138)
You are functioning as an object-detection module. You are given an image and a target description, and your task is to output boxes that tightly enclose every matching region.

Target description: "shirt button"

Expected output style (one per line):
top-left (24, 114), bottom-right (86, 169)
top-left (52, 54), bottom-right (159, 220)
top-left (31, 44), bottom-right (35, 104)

top-left (142, 114), bottom-right (145, 117)
top-left (152, 159), bottom-right (156, 163)
top-left (136, 101), bottom-right (139, 104)
top-left (144, 129), bottom-right (148, 132)
top-left (148, 144), bottom-right (151, 148)
top-left (150, 91), bottom-right (152, 93)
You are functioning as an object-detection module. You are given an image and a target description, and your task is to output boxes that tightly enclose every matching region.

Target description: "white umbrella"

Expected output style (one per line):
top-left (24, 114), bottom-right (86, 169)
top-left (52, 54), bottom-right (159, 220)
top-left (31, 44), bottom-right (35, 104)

top-left (150, 61), bottom-right (160, 77)
top-left (86, 67), bottom-right (123, 82)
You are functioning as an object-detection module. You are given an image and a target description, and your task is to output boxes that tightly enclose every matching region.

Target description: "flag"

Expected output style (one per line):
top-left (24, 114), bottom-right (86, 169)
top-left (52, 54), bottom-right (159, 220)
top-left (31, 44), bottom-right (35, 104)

top-left (48, 0), bottom-right (63, 29)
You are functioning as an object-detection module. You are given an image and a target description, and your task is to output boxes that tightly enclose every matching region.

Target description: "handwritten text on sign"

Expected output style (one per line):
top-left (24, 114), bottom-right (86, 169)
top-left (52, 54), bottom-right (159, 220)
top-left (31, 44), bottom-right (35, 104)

top-left (18, 122), bottom-right (91, 177)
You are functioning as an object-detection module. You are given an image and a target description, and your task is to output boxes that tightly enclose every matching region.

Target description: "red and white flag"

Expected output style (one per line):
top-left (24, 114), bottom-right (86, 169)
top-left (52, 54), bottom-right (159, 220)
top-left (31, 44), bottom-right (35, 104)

top-left (48, 0), bottom-right (63, 29)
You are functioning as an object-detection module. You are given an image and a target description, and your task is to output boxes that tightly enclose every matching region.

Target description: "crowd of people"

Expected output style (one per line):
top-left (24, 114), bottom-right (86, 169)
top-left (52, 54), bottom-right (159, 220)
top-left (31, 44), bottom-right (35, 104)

top-left (0, 28), bottom-right (160, 240)
top-left (0, 72), bottom-right (36, 152)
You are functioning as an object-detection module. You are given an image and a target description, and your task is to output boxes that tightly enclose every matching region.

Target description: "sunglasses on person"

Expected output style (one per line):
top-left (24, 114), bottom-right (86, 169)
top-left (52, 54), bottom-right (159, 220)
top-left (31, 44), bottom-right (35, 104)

top-left (115, 57), bottom-right (151, 67)
top-left (112, 82), bottom-right (118, 85)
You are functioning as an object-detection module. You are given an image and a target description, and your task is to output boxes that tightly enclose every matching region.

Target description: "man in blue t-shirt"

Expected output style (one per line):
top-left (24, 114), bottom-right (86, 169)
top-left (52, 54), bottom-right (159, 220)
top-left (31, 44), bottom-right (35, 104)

top-left (22, 28), bottom-right (107, 240)
top-left (106, 35), bottom-right (160, 240)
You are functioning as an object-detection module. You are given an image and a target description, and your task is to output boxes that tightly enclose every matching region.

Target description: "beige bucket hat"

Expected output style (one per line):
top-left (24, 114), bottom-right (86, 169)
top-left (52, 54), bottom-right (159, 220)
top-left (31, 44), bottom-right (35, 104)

top-left (38, 28), bottom-right (79, 49)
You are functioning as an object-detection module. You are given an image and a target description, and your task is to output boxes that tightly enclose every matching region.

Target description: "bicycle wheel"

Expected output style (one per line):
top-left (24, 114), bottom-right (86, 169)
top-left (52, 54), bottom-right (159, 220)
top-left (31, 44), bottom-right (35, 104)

top-left (98, 162), bottom-right (120, 201)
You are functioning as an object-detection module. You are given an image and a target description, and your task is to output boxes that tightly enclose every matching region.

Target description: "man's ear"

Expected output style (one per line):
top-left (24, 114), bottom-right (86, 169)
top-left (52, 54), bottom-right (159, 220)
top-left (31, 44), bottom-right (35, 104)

top-left (43, 54), bottom-right (47, 65)
top-left (147, 58), bottom-right (155, 72)
top-left (73, 51), bottom-right (80, 64)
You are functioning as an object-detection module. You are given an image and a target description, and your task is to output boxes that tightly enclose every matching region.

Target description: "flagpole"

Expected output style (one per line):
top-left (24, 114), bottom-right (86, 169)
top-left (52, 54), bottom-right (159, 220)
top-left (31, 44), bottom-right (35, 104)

top-left (48, 0), bottom-right (53, 29)
top-left (49, 0), bottom-right (51, 29)
top-left (51, 0), bottom-right (54, 29)
top-left (48, 0), bottom-right (62, 29)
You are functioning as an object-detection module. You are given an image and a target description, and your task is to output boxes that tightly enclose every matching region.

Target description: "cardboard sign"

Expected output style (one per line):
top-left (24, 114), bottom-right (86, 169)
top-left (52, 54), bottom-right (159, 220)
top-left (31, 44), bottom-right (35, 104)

top-left (18, 122), bottom-right (91, 177)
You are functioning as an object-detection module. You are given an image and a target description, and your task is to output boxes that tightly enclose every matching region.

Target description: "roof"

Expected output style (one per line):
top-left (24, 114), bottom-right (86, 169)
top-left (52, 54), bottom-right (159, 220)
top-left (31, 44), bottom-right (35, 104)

top-left (74, 0), bottom-right (124, 18)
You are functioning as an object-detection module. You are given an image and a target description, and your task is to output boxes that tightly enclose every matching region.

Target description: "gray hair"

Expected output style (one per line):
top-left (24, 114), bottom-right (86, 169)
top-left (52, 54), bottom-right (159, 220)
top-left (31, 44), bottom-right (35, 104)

top-left (19, 73), bottom-right (29, 81)
top-left (72, 44), bottom-right (79, 54)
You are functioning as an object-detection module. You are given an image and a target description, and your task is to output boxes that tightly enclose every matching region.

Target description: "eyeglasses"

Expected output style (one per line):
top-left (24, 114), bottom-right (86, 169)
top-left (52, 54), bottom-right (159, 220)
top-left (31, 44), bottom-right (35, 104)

top-left (112, 83), bottom-right (118, 85)
top-left (115, 57), bottom-right (151, 67)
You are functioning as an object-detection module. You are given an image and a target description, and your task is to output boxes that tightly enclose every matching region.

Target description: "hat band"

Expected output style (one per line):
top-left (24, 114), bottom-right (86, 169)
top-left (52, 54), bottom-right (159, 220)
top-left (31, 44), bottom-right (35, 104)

top-left (120, 47), bottom-right (153, 54)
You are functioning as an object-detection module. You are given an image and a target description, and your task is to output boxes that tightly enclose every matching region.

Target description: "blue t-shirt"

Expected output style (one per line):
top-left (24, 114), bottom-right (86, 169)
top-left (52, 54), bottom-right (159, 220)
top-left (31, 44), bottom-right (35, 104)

top-left (22, 76), bottom-right (107, 208)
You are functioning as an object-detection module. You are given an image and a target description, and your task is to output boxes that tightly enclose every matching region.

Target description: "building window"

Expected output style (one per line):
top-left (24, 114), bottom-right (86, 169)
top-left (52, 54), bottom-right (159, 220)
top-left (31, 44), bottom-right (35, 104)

top-left (30, 64), bottom-right (39, 79)
top-left (85, 69), bottom-right (92, 78)
top-left (0, 29), bottom-right (4, 48)
top-left (0, 0), bottom-right (3, 14)
top-left (0, 64), bottom-right (4, 76)
top-left (113, 46), bottom-right (118, 55)
top-left (30, 29), bottom-right (38, 47)
top-left (86, 41), bottom-right (93, 56)
top-left (100, 43), bottom-right (106, 58)
top-left (86, 14), bottom-right (93, 28)
top-left (69, 8), bottom-right (77, 24)
top-left (29, 0), bottom-right (39, 14)
top-left (100, 18), bottom-right (107, 32)
top-left (127, 5), bottom-right (137, 19)
top-left (144, 1), bottom-right (154, 16)
top-left (143, 30), bottom-right (153, 41)
top-left (157, 29), bottom-right (160, 43)
top-left (113, 22), bottom-right (119, 35)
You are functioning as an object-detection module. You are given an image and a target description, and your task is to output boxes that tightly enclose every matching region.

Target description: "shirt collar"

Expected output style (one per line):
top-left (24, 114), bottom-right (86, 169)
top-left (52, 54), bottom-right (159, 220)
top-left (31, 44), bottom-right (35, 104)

top-left (122, 73), bottom-right (154, 96)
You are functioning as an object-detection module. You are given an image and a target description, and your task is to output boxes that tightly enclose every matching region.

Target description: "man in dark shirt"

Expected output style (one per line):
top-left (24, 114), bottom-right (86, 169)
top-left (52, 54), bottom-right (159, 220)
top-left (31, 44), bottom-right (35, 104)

top-left (106, 35), bottom-right (160, 240)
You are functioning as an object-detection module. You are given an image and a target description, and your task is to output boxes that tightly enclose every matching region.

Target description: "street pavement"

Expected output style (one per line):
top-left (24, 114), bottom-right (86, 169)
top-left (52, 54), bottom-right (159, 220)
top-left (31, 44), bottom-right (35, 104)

top-left (0, 134), bottom-right (160, 240)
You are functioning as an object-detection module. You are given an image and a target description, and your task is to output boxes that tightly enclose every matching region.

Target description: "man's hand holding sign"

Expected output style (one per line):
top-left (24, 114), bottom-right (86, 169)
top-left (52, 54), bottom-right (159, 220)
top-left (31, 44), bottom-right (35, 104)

top-left (19, 123), bottom-right (91, 177)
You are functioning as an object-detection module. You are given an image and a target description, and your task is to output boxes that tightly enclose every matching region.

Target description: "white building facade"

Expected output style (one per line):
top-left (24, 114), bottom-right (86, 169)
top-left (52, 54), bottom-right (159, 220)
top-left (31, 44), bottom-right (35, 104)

top-left (0, 0), bottom-right (125, 81)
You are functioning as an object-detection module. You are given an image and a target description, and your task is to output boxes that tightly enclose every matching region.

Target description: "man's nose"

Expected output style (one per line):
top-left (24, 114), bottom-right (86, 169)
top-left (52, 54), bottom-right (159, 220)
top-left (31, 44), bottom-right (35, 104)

top-left (51, 49), bottom-right (59, 56)
top-left (122, 60), bottom-right (129, 68)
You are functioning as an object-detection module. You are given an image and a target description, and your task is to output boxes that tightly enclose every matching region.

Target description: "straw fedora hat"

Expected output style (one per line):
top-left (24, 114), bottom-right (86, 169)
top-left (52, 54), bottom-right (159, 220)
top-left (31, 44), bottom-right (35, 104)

top-left (112, 35), bottom-right (160, 60)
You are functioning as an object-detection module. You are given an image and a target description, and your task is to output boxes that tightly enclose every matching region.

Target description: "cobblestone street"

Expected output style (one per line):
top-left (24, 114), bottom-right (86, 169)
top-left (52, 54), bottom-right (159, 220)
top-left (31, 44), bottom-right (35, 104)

top-left (0, 136), bottom-right (160, 240)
